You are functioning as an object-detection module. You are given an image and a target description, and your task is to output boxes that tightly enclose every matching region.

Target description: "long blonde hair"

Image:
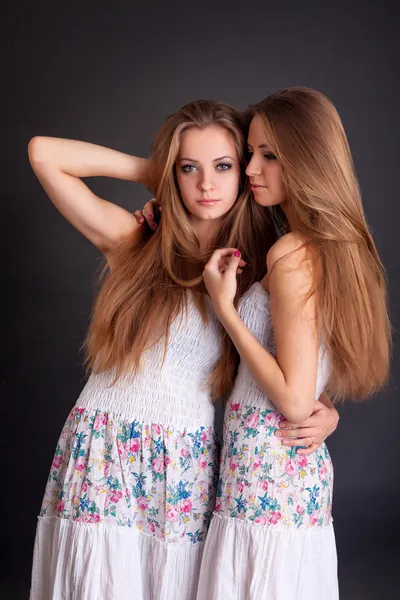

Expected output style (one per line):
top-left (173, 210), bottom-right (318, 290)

top-left (86, 99), bottom-right (276, 398)
top-left (245, 87), bottom-right (391, 401)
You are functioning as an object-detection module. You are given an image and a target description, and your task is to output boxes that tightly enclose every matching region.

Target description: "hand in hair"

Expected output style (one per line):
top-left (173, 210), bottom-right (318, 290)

top-left (133, 198), bottom-right (161, 231)
top-left (203, 248), bottom-right (246, 312)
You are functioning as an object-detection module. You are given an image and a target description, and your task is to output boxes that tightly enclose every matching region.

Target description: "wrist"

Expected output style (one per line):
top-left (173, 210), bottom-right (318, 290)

top-left (214, 299), bottom-right (237, 322)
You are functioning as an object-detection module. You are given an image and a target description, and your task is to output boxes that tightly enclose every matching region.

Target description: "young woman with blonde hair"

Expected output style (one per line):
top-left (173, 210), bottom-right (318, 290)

top-left (197, 87), bottom-right (391, 599)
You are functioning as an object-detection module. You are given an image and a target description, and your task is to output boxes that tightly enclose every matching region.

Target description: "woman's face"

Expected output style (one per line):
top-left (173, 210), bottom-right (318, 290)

top-left (246, 114), bottom-right (286, 208)
top-left (176, 125), bottom-right (241, 223)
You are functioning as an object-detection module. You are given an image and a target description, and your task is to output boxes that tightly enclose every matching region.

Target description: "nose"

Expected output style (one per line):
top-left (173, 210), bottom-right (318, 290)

top-left (198, 171), bottom-right (215, 193)
top-left (245, 154), bottom-right (262, 177)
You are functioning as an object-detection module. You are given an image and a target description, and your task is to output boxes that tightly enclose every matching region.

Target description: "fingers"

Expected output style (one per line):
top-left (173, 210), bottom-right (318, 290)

top-left (218, 257), bottom-right (246, 272)
top-left (133, 210), bottom-right (145, 224)
top-left (276, 427), bottom-right (314, 440)
top-left (142, 199), bottom-right (159, 231)
top-left (296, 443), bottom-right (319, 456)
top-left (206, 248), bottom-right (242, 269)
top-left (280, 435), bottom-right (317, 448)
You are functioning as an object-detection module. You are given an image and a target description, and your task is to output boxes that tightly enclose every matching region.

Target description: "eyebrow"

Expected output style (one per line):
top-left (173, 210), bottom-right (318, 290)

top-left (247, 144), bottom-right (269, 149)
top-left (179, 155), bottom-right (235, 162)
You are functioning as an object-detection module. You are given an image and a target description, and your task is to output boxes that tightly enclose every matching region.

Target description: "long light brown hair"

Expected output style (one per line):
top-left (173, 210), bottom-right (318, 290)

top-left (86, 100), bottom-right (276, 398)
top-left (244, 87), bottom-right (391, 401)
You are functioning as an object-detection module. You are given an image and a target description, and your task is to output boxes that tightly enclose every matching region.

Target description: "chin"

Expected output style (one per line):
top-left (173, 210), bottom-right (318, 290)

top-left (252, 194), bottom-right (280, 208)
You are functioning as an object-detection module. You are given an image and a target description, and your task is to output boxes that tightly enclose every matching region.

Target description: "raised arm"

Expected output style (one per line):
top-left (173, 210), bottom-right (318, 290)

top-left (28, 137), bottom-right (152, 254)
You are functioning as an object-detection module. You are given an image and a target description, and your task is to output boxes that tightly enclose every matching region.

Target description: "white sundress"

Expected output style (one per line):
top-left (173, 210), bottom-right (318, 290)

top-left (30, 293), bottom-right (222, 600)
top-left (197, 282), bottom-right (338, 600)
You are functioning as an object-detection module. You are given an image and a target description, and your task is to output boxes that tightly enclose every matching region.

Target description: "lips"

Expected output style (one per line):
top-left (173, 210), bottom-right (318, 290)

top-left (196, 199), bottom-right (220, 205)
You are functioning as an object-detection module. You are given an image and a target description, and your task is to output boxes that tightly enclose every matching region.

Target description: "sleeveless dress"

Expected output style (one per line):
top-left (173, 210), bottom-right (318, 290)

top-left (197, 282), bottom-right (339, 600)
top-left (30, 293), bottom-right (222, 600)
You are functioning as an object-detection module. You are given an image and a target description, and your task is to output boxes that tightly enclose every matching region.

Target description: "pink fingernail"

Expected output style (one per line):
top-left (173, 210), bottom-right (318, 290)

top-left (148, 214), bottom-right (153, 221)
top-left (139, 217), bottom-right (144, 223)
top-left (234, 251), bottom-right (241, 257)
top-left (151, 223), bottom-right (157, 230)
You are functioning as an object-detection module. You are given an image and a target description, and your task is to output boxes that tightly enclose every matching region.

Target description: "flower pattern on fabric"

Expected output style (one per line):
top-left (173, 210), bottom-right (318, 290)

top-left (215, 402), bottom-right (333, 529)
top-left (41, 407), bottom-right (219, 544)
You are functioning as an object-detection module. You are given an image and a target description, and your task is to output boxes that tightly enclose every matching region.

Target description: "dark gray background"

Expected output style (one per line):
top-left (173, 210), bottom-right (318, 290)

top-left (2, 1), bottom-right (399, 598)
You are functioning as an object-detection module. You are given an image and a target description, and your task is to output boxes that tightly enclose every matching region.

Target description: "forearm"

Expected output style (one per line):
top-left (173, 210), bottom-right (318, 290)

top-left (218, 305), bottom-right (315, 422)
top-left (28, 137), bottom-right (151, 185)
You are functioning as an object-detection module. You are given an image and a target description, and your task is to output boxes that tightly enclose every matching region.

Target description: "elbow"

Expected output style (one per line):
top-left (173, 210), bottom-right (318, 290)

top-left (281, 402), bottom-right (314, 424)
top-left (28, 136), bottom-right (49, 166)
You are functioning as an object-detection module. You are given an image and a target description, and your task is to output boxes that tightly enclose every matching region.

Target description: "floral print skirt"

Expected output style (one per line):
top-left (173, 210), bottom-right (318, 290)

top-left (30, 405), bottom-right (219, 600)
top-left (197, 401), bottom-right (339, 600)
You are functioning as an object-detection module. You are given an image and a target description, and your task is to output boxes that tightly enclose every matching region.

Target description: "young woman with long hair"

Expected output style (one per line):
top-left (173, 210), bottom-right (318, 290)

top-left (198, 87), bottom-right (391, 599)
top-left (28, 97), bottom-right (339, 600)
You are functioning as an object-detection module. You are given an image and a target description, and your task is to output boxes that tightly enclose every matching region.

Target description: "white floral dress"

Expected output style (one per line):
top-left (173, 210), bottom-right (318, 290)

top-left (30, 293), bottom-right (222, 600)
top-left (197, 283), bottom-right (338, 600)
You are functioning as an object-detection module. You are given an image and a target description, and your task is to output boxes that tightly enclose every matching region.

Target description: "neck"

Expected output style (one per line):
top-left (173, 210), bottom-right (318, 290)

top-left (190, 218), bottom-right (217, 253)
top-left (281, 200), bottom-right (298, 232)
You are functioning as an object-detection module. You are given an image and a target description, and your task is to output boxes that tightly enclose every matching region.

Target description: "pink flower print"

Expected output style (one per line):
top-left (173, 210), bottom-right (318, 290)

top-left (180, 499), bottom-right (193, 513)
top-left (269, 511), bottom-right (282, 525)
top-left (231, 403), bottom-right (240, 412)
top-left (296, 504), bottom-right (305, 515)
top-left (82, 482), bottom-right (88, 493)
top-left (75, 459), bottom-right (86, 472)
top-left (110, 491), bottom-right (123, 504)
top-left (229, 458), bottom-right (239, 471)
top-left (76, 515), bottom-right (86, 522)
top-left (57, 500), bottom-right (65, 514)
top-left (130, 438), bottom-right (140, 453)
top-left (117, 442), bottom-right (128, 460)
top-left (261, 480), bottom-right (269, 491)
top-left (254, 515), bottom-right (268, 525)
top-left (198, 457), bottom-right (207, 469)
top-left (152, 424), bottom-right (162, 436)
top-left (148, 522), bottom-right (156, 534)
top-left (236, 482), bottom-right (244, 493)
top-left (181, 448), bottom-right (189, 459)
top-left (215, 499), bottom-right (222, 512)
top-left (144, 436), bottom-right (152, 448)
top-left (319, 463), bottom-right (328, 478)
top-left (52, 456), bottom-right (62, 469)
top-left (104, 495), bottom-right (110, 510)
top-left (252, 460), bottom-right (261, 470)
top-left (164, 456), bottom-right (171, 466)
top-left (265, 412), bottom-right (280, 428)
top-left (201, 431), bottom-right (208, 443)
top-left (166, 507), bottom-right (180, 522)
top-left (137, 496), bottom-right (148, 510)
top-left (298, 456), bottom-right (308, 468)
top-left (245, 413), bottom-right (260, 429)
top-left (285, 459), bottom-right (298, 477)
top-left (152, 457), bottom-right (164, 473)
top-left (310, 511), bottom-right (319, 526)
top-left (94, 414), bottom-right (107, 430)
top-left (91, 514), bottom-right (101, 523)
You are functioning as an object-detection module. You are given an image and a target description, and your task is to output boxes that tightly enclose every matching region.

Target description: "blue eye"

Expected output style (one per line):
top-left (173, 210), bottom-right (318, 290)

top-left (216, 163), bottom-right (232, 171)
top-left (181, 164), bottom-right (197, 173)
